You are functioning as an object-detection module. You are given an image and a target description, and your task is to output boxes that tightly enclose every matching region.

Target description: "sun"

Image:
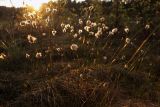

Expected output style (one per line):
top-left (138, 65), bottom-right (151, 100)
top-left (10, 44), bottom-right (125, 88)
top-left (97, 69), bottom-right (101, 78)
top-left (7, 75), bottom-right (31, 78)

top-left (28, 0), bottom-right (49, 11)
top-left (32, 4), bottom-right (41, 11)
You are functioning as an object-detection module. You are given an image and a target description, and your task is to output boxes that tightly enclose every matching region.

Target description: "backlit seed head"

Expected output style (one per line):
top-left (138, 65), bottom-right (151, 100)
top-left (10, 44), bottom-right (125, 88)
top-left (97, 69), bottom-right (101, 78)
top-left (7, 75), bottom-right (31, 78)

top-left (56, 48), bottom-right (61, 52)
top-left (46, 8), bottom-right (51, 12)
top-left (63, 28), bottom-right (67, 33)
top-left (65, 24), bottom-right (70, 29)
top-left (61, 23), bottom-right (65, 28)
top-left (80, 74), bottom-right (83, 78)
top-left (121, 55), bottom-right (126, 60)
top-left (42, 33), bottom-right (46, 36)
top-left (103, 56), bottom-right (107, 60)
top-left (67, 64), bottom-right (71, 68)
top-left (89, 32), bottom-right (94, 36)
top-left (79, 37), bottom-right (82, 41)
top-left (78, 29), bottom-right (83, 34)
top-left (86, 20), bottom-right (92, 26)
top-left (124, 27), bottom-right (129, 33)
top-left (145, 24), bottom-right (150, 29)
top-left (27, 34), bottom-right (37, 44)
top-left (109, 31), bottom-right (114, 36)
top-left (70, 44), bottom-right (79, 51)
top-left (125, 37), bottom-right (131, 44)
top-left (103, 83), bottom-right (107, 87)
top-left (0, 53), bottom-right (6, 60)
top-left (91, 22), bottom-right (97, 27)
top-left (70, 26), bottom-right (74, 30)
top-left (84, 26), bottom-right (90, 32)
top-left (124, 64), bottom-right (128, 68)
top-left (112, 28), bottom-right (118, 34)
top-left (98, 27), bottom-right (103, 32)
top-left (73, 33), bottom-right (78, 38)
top-left (52, 29), bottom-right (57, 36)
top-left (95, 31), bottom-right (102, 38)
top-left (20, 21), bottom-right (26, 26)
top-left (25, 20), bottom-right (31, 25)
top-left (102, 24), bottom-right (109, 30)
top-left (52, 8), bottom-right (57, 13)
top-left (45, 17), bottom-right (50, 23)
top-left (79, 19), bottom-right (83, 25)
top-left (35, 52), bottom-right (42, 59)
top-left (70, 29), bottom-right (74, 33)
top-left (26, 53), bottom-right (30, 59)
top-left (86, 41), bottom-right (90, 45)
top-left (89, 6), bottom-right (94, 11)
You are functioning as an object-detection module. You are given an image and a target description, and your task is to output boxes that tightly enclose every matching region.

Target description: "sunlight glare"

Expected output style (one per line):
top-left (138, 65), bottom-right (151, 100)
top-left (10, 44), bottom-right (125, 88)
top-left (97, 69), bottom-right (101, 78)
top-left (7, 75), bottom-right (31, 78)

top-left (27, 0), bottom-right (49, 11)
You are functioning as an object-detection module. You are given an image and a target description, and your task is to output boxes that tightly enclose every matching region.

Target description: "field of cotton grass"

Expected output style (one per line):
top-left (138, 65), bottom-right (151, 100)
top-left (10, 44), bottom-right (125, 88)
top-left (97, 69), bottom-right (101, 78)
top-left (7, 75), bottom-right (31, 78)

top-left (0, 0), bottom-right (160, 107)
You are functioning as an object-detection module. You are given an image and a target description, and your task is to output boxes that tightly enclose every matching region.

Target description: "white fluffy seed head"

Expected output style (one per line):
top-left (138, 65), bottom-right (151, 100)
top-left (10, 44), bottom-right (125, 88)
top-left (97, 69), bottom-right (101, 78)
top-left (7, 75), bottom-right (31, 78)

top-left (112, 28), bottom-right (118, 34)
top-left (35, 52), bottom-right (42, 59)
top-left (103, 56), bottom-right (107, 60)
top-left (86, 20), bottom-right (92, 26)
top-left (0, 53), bottom-right (6, 60)
top-left (84, 26), bottom-right (90, 32)
top-left (70, 44), bottom-right (79, 51)
top-left (27, 34), bottom-right (37, 44)
top-left (42, 33), bottom-right (46, 36)
top-left (125, 37), bottom-right (131, 44)
top-left (73, 33), bottom-right (78, 38)
top-left (145, 24), bottom-right (150, 29)
top-left (124, 27), bottom-right (129, 33)
top-left (46, 8), bottom-right (51, 12)
top-left (78, 29), bottom-right (83, 34)
top-left (26, 53), bottom-right (30, 59)
top-left (79, 19), bottom-right (83, 25)
top-left (52, 29), bottom-right (57, 36)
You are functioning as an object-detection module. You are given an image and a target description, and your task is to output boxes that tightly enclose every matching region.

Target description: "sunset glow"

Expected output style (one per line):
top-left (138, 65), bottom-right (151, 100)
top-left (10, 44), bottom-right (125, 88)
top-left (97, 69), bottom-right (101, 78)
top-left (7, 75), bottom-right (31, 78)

top-left (0, 0), bottom-right (85, 8)
top-left (28, 0), bottom-right (48, 10)
top-left (0, 0), bottom-right (50, 9)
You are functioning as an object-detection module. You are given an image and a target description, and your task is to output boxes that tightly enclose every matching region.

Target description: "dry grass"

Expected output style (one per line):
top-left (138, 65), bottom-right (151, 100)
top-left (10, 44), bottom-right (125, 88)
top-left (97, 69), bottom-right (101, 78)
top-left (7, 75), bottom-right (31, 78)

top-left (0, 1), bottom-right (160, 107)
